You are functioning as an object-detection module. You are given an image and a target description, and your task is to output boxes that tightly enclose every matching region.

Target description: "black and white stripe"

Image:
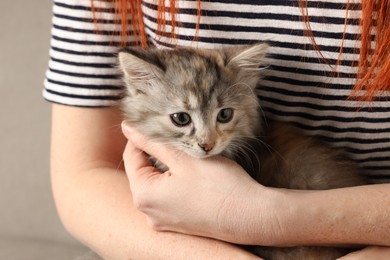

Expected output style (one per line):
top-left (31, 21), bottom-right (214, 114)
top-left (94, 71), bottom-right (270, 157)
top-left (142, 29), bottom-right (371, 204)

top-left (44, 0), bottom-right (133, 107)
top-left (44, 0), bottom-right (390, 181)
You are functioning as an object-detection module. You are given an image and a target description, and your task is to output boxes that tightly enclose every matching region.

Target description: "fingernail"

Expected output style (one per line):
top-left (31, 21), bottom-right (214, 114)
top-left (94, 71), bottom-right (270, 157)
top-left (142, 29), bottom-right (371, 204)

top-left (121, 120), bottom-right (134, 138)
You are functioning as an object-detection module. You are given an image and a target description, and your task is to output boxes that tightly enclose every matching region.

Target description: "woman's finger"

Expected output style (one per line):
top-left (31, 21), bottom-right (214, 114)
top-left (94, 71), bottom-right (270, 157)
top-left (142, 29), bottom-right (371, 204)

top-left (122, 122), bottom-right (162, 189)
top-left (121, 121), bottom-right (190, 169)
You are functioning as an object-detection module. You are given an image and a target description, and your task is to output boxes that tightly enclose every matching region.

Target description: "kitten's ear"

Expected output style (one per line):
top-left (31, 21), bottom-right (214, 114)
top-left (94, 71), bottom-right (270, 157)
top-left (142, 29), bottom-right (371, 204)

top-left (224, 43), bottom-right (268, 71)
top-left (118, 48), bottom-right (165, 96)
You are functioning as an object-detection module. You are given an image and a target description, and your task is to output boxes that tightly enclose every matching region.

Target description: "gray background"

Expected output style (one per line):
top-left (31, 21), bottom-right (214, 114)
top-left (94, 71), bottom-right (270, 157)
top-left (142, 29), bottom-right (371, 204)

top-left (0, 1), bottom-right (89, 259)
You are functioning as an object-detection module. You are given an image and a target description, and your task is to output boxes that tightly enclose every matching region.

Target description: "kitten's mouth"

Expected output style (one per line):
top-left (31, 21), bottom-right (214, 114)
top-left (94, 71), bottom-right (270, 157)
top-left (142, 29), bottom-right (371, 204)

top-left (189, 148), bottom-right (222, 159)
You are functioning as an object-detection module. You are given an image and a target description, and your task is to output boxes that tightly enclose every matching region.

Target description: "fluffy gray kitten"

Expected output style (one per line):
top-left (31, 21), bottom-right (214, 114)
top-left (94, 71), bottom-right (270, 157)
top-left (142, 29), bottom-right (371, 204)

top-left (118, 44), bottom-right (367, 260)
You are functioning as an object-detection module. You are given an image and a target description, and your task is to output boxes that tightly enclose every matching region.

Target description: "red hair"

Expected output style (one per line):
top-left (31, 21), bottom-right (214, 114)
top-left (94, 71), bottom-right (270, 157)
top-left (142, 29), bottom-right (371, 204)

top-left (94, 0), bottom-right (390, 102)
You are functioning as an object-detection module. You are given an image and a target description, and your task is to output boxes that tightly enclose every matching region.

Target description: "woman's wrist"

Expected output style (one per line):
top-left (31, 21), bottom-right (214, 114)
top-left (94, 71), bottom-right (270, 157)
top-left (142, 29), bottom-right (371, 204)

top-left (239, 186), bottom-right (296, 246)
top-left (212, 181), bottom-right (281, 246)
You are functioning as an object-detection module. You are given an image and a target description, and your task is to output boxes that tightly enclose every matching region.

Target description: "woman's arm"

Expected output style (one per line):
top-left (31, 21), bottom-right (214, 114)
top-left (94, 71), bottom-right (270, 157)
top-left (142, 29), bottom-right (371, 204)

top-left (259, 183), bottom-right (390, 247)
top-left (50, 104), bottom-right (260, 260)
top-left (123, 123), bottom-right (390, 248)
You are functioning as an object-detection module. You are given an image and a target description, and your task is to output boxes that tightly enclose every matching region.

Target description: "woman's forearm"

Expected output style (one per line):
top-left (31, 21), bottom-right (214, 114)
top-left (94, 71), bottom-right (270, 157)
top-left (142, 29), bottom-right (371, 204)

top-left (238, 183), bottom-right (390, 247)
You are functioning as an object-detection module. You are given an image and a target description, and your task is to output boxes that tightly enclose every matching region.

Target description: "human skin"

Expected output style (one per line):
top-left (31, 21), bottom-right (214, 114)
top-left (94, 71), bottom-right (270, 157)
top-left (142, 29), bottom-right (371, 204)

top-left (50, 104), bottom-right (260, 260)
top-left (121, 121), bottom-right (390, 257)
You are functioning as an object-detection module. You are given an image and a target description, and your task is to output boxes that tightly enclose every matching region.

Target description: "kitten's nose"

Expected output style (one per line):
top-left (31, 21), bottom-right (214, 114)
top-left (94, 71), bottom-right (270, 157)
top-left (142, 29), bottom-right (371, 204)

top-left (198, 142), bottom-right (215, 152)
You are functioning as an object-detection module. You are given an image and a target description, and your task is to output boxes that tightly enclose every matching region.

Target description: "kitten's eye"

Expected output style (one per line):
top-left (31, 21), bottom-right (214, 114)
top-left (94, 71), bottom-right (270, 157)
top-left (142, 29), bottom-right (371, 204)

top-left (217, 108), bottom-right (234, 123)
top-left (170, 112), bottom-right (191, 127)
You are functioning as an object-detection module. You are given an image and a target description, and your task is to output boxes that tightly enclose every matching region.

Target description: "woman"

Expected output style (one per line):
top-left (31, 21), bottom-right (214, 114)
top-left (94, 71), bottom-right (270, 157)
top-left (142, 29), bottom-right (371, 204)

top-left (45, 0), bottom-right (390, 259)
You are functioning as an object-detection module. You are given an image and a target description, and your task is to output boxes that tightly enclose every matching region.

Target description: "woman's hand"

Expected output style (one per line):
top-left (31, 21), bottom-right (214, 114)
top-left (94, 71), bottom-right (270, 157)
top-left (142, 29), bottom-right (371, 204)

top-left (121, 121), bottom-right (272, 244)
top-left (337, 246), bottom-right (390, 259)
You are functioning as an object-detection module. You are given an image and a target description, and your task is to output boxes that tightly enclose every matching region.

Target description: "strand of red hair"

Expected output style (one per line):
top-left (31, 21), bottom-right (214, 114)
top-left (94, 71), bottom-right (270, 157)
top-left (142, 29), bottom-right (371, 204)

top-left (92, 0), bottom-right (389, 102)
top-left (353, 0), bottom-right (390, 101)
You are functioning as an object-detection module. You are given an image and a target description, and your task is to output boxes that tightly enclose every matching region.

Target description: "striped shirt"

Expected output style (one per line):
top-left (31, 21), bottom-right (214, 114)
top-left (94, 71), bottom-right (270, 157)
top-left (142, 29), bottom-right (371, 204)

top-left (43, 0), bottom-right (390, 182)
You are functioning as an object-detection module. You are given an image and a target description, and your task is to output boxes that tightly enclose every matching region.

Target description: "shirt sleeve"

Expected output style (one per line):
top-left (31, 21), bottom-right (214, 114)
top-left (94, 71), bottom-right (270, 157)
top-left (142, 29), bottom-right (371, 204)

top-left (43, 0), bottom-right (139, 107)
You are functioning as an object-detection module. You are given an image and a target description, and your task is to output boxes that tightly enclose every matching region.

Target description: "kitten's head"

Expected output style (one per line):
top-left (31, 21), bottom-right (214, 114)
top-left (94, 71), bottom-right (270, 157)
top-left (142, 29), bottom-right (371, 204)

top-left (119, 44), bottom-right (267, 158)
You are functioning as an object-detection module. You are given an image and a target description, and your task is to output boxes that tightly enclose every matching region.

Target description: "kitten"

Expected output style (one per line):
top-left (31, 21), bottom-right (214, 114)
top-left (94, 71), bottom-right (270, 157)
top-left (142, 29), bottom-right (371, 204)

top-left (118, 44), bottom-right (368, 260)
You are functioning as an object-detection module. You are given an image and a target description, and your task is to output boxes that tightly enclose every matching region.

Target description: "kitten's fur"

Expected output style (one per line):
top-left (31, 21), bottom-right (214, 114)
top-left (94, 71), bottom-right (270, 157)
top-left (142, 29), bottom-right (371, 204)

top-left (119, 44), bottom-right (367, 260)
